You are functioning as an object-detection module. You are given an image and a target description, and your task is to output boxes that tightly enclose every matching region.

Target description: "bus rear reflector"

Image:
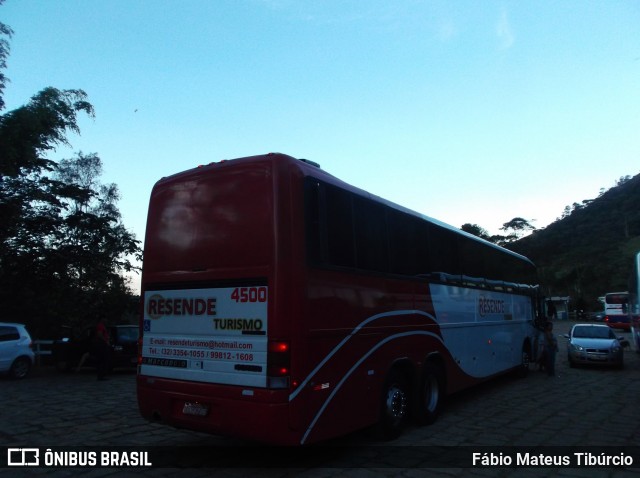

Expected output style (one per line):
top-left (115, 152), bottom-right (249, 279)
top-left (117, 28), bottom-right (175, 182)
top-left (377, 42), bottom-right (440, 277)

top-left (268, 341), bottom-right (290, 353)
top-left (267, 340), bottom-right (290, 389)
top-left (137, 336), bottom-right (143, 366)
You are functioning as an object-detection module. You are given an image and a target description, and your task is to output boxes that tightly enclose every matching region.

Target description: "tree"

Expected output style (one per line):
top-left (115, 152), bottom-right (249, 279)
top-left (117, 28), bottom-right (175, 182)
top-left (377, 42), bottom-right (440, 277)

top-left (0, 12), bottom-right (141, 335)
top-left (461, 223), bottom-right (492, 242)
top-left (0, 87), bottom-right (94, 178)
top-left (500, 217), bottom-right (536, 241)
top-left (510, 173), bottom-right (640, 308)
top-left (0, 3), bottom-right (11, 111)
top-left (53, 152), bottom-right (141, 283)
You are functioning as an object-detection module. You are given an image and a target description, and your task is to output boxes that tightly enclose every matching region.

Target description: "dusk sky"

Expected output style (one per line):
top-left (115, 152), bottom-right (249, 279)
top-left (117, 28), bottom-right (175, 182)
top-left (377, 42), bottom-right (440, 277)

top-left (3, 1), bottom-right (639, 289)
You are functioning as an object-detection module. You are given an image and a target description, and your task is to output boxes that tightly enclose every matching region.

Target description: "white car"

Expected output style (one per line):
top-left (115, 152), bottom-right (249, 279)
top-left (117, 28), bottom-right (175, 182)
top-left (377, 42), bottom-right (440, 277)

top-left (564, 323), bottom-right (626, 369)
top-left (0, 322), bottom-right (35, 379)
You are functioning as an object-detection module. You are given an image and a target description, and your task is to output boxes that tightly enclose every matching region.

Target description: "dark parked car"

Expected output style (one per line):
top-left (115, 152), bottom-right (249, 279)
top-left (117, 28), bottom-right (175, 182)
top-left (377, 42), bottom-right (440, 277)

top-left (564, 323), bottom-right (627, 369)
top-left (52, 324), bottom-right (139, 372)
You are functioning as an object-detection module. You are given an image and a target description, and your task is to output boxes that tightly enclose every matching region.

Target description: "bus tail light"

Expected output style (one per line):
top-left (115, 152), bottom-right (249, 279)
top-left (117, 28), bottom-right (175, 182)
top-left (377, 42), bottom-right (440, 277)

top-left (267, 340), bottom-right (290, 389)
top-left (137, 336), bottom-right (143, 366)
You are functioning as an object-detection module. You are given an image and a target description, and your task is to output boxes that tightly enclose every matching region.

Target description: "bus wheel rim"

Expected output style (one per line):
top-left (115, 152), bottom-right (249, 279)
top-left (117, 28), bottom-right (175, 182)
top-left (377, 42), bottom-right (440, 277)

top-left (386, 386), bottom-right (408, 420)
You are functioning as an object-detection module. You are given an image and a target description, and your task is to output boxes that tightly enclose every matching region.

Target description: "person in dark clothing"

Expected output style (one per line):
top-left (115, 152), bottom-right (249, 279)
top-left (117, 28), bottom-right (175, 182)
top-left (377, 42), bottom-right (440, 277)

top-left (93, 318), bottom-right (111, 380)
top-left (547, 300), bottom-right (557, 320)
top-left (543, 321), bottom-right (558, 377)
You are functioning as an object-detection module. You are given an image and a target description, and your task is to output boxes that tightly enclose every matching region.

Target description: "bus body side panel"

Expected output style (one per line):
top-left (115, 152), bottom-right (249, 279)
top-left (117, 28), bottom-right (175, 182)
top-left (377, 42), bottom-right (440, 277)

top-left (290, 271), bottom-right (422, 442)
top-left (291, 269), bottom-right (535, 444)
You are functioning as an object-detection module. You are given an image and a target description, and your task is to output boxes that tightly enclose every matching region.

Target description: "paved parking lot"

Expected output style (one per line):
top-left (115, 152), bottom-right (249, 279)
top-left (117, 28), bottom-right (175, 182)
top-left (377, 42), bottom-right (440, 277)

top-left (2, 320), bottom-right (640, 477)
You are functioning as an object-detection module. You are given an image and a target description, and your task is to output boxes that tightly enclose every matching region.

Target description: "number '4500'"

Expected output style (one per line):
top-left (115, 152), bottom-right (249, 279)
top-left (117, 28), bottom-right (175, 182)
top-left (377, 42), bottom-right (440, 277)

top-left (231, 287), bottom-right (267, 303)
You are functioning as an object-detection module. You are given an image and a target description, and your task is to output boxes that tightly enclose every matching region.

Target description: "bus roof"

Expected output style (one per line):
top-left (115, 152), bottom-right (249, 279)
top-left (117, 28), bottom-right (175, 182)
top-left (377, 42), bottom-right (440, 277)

top-left (154, 152), bottom-right (535, 268)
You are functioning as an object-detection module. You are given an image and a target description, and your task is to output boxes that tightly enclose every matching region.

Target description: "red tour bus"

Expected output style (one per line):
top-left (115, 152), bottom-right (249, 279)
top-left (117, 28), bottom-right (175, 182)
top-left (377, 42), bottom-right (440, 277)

top-left (137, 153), bottom-right (539, 445)
top-left (603, 291), bottom-right (630, 330)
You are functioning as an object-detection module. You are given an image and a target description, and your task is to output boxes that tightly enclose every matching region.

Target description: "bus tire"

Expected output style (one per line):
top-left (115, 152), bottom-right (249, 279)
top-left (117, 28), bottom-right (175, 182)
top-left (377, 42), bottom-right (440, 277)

top-left (414, 362), bottom-right (443, 426)
top-left (378, 369), bottom-right (410, 440)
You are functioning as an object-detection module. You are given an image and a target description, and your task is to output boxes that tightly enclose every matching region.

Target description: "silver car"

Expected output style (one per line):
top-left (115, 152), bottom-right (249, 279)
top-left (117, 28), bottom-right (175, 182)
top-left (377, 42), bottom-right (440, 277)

top-left (564, 324), bottom-right (626, 369)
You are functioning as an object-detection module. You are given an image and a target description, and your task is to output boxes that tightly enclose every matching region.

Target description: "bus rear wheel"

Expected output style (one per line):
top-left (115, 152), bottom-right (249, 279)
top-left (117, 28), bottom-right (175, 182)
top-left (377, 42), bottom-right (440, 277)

top-left (378, 370), bottom-right (410, 440)
top-left (414, 363), bottom-right (443, 425)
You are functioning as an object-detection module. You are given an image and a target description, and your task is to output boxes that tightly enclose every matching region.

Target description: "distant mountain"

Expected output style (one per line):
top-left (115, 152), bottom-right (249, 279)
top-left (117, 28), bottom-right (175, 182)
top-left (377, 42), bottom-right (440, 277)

top-left (508, 174), bottom-right (640, 311)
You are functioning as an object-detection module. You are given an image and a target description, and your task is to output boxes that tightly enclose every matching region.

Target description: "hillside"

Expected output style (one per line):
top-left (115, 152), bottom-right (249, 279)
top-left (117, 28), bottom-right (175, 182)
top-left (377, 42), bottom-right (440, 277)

top-left (508, 174), bottom-right (640, 311)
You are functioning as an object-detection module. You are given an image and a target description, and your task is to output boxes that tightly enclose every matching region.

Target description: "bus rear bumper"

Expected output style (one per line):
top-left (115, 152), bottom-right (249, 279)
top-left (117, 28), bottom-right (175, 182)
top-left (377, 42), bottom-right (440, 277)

top-left (137, 375), bottom-right (299, 445)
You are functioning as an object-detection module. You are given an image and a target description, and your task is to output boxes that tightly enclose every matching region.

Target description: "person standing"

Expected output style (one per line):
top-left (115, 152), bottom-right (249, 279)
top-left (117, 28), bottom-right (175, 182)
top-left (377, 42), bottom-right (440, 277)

top-left (93, 318), bottom-right (111, 381)
top-left (543, 321), bottom-right (558, 377)
top-left (547, 300), bottom-right (557, 320)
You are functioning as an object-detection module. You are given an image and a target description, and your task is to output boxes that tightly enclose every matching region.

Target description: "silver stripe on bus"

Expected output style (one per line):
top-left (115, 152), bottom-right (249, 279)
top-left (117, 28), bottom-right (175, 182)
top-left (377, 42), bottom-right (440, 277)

top-left (300, 330), bottom-right (443, 445)
top-left (289, 309), bottom-right (436, 402)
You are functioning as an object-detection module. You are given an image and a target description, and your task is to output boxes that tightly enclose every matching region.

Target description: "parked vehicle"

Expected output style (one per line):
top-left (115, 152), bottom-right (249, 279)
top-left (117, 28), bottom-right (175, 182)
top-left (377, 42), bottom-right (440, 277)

top-left (605, 314), bottom-right (631, 330)
top-left (137, 153), bottom-right (540, 445)
top-left (564, 324), bottom-right (627, 369)
top-left (0, 322), bottom-right (35, 379)
top-left (52, 324), bottom-right (139, 372)
top-left (603, 292), bottom-right (630, 330)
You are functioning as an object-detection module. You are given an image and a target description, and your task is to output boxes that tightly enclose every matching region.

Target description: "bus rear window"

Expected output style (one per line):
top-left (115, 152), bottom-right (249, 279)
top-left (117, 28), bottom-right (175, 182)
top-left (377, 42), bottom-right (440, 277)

top-left (144, 162), bottom-right (274, 274)
top-left (606, 294), bottom-right (628, 304)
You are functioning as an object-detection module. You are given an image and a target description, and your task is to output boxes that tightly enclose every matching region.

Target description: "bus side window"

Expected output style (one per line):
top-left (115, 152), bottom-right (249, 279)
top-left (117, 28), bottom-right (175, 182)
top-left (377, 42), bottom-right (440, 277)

top-left (387, 212), bottom-right (430, 276)
top-left (325, 185), bottom-right (356, 268)
top-left (353, 196), bottom-right (388, 273)
top-left (388, 211), bottom-right (417, 275)
top-left (428, 225), bottom-right (460, 276)
top-left (459, 235), bottom-right (485, 279)
top-left (304, 179), bottom-right (324, 265)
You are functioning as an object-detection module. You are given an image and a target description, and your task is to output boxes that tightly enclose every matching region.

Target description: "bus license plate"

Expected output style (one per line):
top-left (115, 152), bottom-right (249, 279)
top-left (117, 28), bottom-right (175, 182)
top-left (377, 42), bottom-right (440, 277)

top-left (183, 402), bottom-right (209, 417)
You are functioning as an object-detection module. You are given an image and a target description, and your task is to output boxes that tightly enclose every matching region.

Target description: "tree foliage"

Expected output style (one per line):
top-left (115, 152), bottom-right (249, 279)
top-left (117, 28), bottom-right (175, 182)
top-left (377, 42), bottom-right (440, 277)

top-left (501, 217), bottom-right (536, 239)
top-left (509, 174), bottom-right (640, 310)
top-left (461, 176), bottom-right (640, 311)
top-left (0, 87), bottom-right (94, 178)
top-left (0, 2), bottom-right (12, 111)
top-left (0, 13), bottom-right (140, 336)
top-left (461, 223), bottom-right (492, 241)
top-left (462, 218), bottom-right (537, 246)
